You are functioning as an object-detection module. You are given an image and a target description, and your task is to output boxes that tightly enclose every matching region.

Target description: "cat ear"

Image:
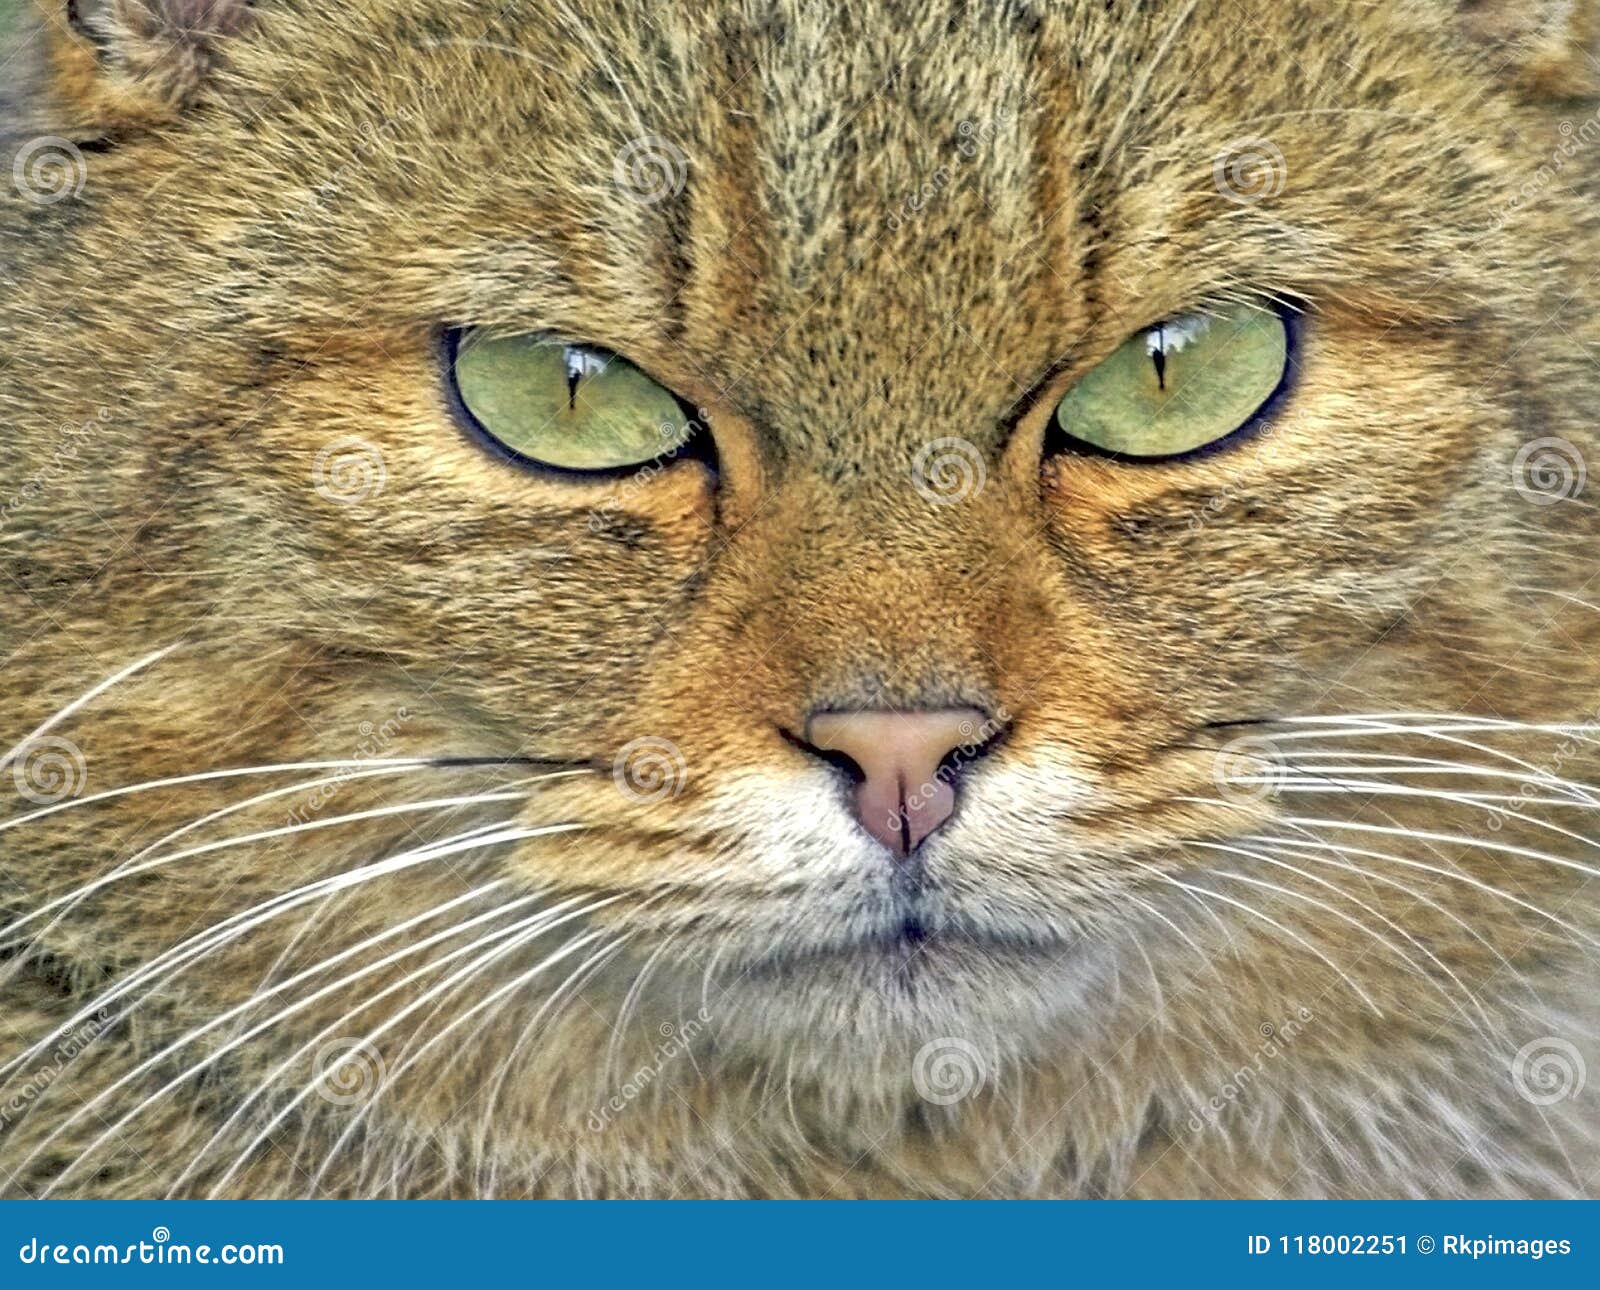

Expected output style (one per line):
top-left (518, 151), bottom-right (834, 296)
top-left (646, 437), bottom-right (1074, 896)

top-left (1452, 0), bottom-right (1600, 100)
top-left (19, 0), bottom-right (255, 134)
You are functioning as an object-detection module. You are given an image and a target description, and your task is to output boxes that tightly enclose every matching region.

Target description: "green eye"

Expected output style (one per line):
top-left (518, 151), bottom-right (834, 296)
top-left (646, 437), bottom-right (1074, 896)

top-left (450, 331), bottom-right (693, 472)
top-left (1054, 303), bottom-right (1290, 459)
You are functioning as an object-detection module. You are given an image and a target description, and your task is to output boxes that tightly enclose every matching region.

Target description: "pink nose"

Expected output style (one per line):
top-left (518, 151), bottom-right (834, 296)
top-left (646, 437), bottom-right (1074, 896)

top-left (804, 708), bottom-right (997, 857)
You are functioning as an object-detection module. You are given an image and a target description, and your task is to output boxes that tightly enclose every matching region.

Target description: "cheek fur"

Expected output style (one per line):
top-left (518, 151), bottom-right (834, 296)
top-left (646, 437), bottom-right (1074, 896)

top-left (1, 0), bottom-right (1596, 1202)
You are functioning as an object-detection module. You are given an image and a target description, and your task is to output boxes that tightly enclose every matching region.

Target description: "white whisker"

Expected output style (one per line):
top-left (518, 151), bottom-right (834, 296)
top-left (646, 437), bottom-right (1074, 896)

top-left (240, 914), bottom-right (628, 1199)
top-left (1248, 832), bottom-right (1600, 950)
top-left (1246, 827), bottom-right (1549, 1025)
top-left (1269, 752), bottom-right (1600, 803)
top-left (1, 783), bottom-right (560, 952)
top-left (1189, 838), bottom-right (1498, 1038)
top-left (1271, 713), bottom-right (1600, 735)
top-left (51, 890), bottom-right (609, 1200)
top-left (25, 880), bottom-right (528, 1191)
top-left (0, 822), bottom-right (581, 1083)
top-left (1281, 815), bottom-right (1600, 883)
top-left (0, 759), bottom-right (440, 837)
top-left (467, 931), bottom-right (641, 1184)
top-left (1127, 859), bottom-right (1383, 1015)
top-left (1204, 860), bottom-right (1429, 997)
top-left (0, 644), bottom-right (179, 774)
top-left (169, 894), bottom-right (620, 1199)
top-left (1259, 718), bottom-right (1600, 789)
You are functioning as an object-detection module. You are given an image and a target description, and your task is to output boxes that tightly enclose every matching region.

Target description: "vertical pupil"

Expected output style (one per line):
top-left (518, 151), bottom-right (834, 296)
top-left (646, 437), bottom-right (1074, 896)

top-left (1150, 324), bottom-right (1168, 391)
top-left (563, 345), bottom-right (607, 410)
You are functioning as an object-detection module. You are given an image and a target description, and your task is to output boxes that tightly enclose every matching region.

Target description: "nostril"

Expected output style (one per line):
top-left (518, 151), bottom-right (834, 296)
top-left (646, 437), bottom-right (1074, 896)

top-left (778, 726), bottom-right (865, 783)
top-left (934, 717), bottom-right (1006, 783)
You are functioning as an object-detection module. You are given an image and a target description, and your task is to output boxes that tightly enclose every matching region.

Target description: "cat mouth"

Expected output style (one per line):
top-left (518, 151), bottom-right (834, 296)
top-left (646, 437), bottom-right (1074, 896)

top-left (718, 921), bottom-right (1095, 1023)
top-left (897, 913), bottom-right (930, 944)
top-left (728, 895), bottom-right (1084, 980)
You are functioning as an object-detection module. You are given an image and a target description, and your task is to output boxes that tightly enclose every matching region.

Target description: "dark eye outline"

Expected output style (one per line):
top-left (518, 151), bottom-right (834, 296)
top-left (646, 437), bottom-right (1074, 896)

top-left (439, 326), bottom-right (717, 480)
top-left (1044, 300), bottom-right (1300, 465)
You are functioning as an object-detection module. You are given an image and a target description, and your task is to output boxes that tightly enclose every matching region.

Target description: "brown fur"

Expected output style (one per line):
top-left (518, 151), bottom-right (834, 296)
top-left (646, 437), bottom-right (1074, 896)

top-left (1, 0), bottom-right (1598, 1197)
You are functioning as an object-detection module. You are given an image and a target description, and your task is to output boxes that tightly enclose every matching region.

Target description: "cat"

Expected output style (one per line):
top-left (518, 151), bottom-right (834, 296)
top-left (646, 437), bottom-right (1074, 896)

top-left (0, 0), bottom-right (1597, 1198)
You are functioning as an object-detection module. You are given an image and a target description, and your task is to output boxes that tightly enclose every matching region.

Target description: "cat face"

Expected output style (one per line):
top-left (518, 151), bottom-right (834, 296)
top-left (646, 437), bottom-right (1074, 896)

top-left (3, 0), bottom-right (1597, 1194)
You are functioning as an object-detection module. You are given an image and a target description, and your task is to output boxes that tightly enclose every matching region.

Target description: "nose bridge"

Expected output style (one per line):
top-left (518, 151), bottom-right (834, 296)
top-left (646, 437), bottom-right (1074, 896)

top-left (766, 495), bottom-right (1006, 710)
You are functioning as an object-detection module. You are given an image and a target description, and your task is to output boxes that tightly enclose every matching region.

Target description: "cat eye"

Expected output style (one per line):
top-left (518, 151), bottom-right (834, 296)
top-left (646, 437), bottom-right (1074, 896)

top-left (447, 329), bottom-right (696, 473)
top-left (1052, 302), bottom-right (1290, 460)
